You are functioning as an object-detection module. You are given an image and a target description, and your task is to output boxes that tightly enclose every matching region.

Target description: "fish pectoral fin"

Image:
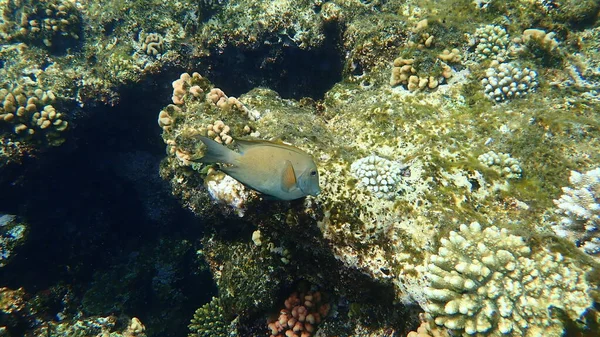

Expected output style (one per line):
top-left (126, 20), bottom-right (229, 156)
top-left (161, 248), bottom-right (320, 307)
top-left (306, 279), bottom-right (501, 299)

top-left (281, 160), bottom-right (298, 192)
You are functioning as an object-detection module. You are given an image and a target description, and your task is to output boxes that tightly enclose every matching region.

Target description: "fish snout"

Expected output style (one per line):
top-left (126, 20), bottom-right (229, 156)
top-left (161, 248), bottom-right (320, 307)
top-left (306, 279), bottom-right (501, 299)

top-left (310, 185), bottom-right (321, 196)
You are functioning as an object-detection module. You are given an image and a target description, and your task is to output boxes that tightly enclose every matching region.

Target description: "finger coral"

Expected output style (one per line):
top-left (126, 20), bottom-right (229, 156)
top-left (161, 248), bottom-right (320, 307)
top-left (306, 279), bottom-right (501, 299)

top-left (0, 85), bottom-right (68, 145)
top-left (0, 0), bottom-right (82, 52)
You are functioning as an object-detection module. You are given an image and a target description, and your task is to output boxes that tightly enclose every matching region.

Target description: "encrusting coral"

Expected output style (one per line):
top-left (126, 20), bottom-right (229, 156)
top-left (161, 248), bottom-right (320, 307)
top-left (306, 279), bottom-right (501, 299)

top-left (424, 222), bottom-right (593, 337)
top-left (553, 167), bottom-right (600, 258)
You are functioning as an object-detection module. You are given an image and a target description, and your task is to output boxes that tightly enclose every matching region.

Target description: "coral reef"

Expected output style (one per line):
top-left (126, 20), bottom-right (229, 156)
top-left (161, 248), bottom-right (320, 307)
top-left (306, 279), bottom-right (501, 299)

top-left (553, 168), bottom-right (600, 258)
top-left (1, 0), bottom-right (600, 337)
top-left (424, 222), bottom-right (593, 337)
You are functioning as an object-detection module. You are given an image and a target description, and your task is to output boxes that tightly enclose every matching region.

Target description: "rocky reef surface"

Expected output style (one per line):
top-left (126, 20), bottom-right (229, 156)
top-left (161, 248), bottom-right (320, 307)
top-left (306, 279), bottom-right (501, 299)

top-left (1, 0), bottom-right (600, 337)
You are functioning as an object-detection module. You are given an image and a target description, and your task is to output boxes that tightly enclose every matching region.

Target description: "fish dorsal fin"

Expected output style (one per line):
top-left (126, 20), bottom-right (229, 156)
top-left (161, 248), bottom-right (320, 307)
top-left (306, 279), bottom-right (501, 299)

top-left (233, 138), bottom-right (257, 154)
top-left (281, 160), bottom-right (297, 192)
top-left (234, 138), bottom-right (308, 156)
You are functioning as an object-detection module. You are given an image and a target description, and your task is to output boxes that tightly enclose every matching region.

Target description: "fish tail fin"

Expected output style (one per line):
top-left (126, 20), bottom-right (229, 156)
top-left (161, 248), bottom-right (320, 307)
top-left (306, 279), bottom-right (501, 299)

top-left (196, 136), bottom-right (239, 164)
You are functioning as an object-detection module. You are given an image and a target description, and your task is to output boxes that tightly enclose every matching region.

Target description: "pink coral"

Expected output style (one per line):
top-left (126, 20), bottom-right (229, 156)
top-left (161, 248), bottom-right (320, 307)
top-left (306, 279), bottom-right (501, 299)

top-left (267, 291), bottom-right (330, 337)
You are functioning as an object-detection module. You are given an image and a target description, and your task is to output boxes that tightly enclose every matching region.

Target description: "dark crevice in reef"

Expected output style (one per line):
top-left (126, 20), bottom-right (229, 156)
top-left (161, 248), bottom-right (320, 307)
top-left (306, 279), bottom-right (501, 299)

top-left (0, 73), bottom-right (214, 337)
top-left (201, 23), bottom-right (344, 100)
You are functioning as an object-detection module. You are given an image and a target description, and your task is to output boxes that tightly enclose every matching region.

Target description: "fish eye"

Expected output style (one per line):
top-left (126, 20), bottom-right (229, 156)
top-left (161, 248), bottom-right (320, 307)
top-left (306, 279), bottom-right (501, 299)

top-left (310, 170), bottom-right (317, 176)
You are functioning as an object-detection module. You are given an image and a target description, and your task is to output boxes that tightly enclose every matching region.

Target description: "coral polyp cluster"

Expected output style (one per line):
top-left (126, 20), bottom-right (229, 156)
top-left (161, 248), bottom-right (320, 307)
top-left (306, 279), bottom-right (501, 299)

top-left (268, 291), bottom-right (330, 337)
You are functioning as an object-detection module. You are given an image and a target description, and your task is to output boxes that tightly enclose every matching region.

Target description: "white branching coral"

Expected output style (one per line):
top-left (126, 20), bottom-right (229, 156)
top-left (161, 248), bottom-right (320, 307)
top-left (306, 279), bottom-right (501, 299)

top-left (481, 61), bottom-right (538, 102)
top-left (478, 151), bottom-right (522, 179)
top-left (424, 222), bottom-right (592, 337)
top-left (350, 155), bottom-right (408, 200)
top-left (553, 167), bottom-right (600, 258)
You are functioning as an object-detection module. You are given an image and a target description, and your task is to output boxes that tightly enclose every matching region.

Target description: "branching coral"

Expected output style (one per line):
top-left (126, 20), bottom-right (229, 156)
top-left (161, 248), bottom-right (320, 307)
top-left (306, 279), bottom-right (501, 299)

top-left (189, 297), bottom-right (229, 337)
top-left (553, 167), bottom-right (600, 258)
top-left (424, 222), bottom-right (593, 337)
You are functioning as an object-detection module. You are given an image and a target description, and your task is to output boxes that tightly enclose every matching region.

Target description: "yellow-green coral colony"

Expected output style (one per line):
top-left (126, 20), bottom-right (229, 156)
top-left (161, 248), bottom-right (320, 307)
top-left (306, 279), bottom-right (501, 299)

top-left (189, 297), bottom-right (229, 337)
top-left (0, 86), bottom-right (67, 142)
top-left (6, 0), bottom-right (82, 49)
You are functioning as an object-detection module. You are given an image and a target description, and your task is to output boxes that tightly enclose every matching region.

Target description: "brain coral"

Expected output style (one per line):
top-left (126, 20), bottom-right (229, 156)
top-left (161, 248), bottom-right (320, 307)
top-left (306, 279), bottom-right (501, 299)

top-left (424, 222), bottom-right (592, 337)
